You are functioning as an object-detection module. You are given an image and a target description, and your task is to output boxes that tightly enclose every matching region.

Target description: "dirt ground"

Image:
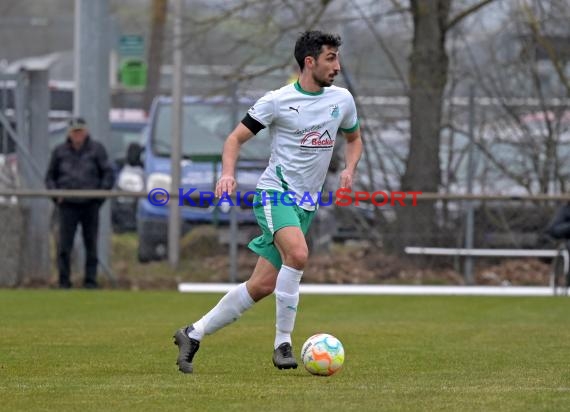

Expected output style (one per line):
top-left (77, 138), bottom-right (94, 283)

top-left (113, 228), bottom-right (552, 290)
top-left (188, 242), bottom-right (552, 287)
top-left (29, 228), bottom-right (553, 290)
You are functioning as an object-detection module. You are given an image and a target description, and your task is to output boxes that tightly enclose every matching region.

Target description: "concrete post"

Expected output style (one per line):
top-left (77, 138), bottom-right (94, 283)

top-left (22, 69), bottom-right (51, 282)
top-left (168, 0), bottom-right (183, 269)
top-left (74, 0), bottom-right (111, 274)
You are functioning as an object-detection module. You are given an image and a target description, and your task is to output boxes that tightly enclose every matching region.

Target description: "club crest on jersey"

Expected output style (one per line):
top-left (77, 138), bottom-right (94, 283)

top-left (300, 130), bottom-right (334, 151)
top-left (329, 104), bottom-right (340, 119)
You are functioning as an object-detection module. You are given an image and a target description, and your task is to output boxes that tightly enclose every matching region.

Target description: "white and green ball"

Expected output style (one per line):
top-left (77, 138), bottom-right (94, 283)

top-left (300, 333), bottom-right (345, 376)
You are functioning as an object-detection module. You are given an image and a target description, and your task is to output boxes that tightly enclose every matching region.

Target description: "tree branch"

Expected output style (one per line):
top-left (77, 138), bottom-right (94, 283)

top-left (521, 3), bottom-right (570, 96)
top-left (446, 0), bottom-right (496, 31)
top-left (350, 0), bottom-right (409, 91)
top-left (388, 0), bottom-right (409, 14)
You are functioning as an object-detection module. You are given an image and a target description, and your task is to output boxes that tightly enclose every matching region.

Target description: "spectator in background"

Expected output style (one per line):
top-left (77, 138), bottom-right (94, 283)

top-left (45, 117), bottom-right (114, 289)
top-left (546, 202), bottom-right (570, 241)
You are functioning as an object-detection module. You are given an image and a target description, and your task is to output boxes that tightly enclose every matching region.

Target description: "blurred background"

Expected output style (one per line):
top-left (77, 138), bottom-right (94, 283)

top-left (1, 0), bottom-right (569, 289)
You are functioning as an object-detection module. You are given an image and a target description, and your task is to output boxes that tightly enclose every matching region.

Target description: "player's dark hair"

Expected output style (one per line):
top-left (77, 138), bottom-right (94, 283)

top-left (294, 30), bottom-right (342, 71)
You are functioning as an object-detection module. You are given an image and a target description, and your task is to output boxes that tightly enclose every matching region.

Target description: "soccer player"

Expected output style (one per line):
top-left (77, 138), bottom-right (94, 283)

top-left (174, 30), bottom-right (362, 373)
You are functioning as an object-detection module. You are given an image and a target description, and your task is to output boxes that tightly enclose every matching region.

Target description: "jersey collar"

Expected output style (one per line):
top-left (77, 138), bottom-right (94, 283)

top-left (294, 80), bottom-right (324, 96)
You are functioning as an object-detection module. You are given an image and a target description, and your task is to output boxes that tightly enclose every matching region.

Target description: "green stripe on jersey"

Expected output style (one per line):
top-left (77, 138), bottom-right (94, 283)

top-left (340, 119), bottom-right (360, 133)
top-left (276, 165), bottom-right (289, 191)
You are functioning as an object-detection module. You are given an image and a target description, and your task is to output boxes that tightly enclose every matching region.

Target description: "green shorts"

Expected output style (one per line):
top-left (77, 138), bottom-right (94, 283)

top-left (248, 189), bottom-right (316, 269)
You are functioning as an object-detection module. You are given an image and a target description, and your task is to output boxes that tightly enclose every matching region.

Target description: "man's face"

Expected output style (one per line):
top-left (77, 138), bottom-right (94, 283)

top-left (310, 45), bottom-right (341, 87)
top-left (69, 128), bottom-right (87, 147)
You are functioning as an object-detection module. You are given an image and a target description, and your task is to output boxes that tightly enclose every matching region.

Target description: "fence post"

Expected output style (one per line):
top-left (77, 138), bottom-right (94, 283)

top-left (229, 82), bottom-right (239, 283)
top-left (21, 69), bottom-right (51, 283)
top-left (168, 0), bottom-right (183, 269)
top-left (464, 84), bottom-right (476, 285)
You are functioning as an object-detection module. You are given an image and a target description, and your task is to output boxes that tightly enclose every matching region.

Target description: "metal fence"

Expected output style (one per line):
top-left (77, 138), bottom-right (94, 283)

top-left (1, 188), bottom-right (569, 294)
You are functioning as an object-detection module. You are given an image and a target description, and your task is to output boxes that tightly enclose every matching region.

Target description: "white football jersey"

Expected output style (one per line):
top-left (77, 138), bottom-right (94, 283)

top-left (247, 81), bottom-right (359, 211)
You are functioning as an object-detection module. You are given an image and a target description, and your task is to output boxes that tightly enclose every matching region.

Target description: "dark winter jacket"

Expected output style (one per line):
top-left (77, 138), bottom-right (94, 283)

top-left (45, 136), bottom-right (115, 204)
top-left (547, 203), bottom-right (570, 240)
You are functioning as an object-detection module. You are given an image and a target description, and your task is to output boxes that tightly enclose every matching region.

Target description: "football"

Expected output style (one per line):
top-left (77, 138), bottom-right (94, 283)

top-left (300, 333), bottom-right (345, 376)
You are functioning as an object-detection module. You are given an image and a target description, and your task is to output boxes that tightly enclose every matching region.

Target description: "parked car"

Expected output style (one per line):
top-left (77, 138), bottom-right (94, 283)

top-left (126, 95), bottom-right (271, 262)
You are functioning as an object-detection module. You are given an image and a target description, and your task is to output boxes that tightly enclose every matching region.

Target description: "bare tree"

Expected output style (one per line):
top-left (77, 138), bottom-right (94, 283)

top-left (170, 0), bottom-right (339, 96)
top-left (432, 0), bottom-right (570, 248)
top-left (396, 0), bottom-right (496, 248)
top-left (143, 0), bottom-right (168, 113)
top-left (463, 0), bottom-right (569, 193)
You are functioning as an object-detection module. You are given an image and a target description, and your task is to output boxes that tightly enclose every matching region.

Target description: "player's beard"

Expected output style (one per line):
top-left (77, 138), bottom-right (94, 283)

top-left (312, 71), bottom-right (335, 88)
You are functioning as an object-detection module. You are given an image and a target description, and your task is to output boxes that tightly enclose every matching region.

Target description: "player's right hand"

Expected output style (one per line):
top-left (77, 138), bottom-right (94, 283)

top-left (215, 175), bottom-right (237, 197)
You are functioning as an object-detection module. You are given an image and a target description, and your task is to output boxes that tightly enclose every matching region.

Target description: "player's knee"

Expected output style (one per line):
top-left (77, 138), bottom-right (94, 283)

top-left (283, 246), bottom-right (308, 269)
top-left (248, 278), bottom-right (276, 301)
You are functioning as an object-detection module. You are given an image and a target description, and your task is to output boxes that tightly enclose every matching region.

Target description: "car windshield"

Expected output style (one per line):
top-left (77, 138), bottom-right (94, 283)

top-left (110, 126), bottom-right (145, 159)
top-left (152, 101), bottom-right (271, 161)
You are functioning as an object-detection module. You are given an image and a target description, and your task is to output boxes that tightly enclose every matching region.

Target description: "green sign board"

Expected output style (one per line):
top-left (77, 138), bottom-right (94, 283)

top-left (118, 34), bottom-right (146, 89)
top-left (119, 34), bottom-right (145, 58)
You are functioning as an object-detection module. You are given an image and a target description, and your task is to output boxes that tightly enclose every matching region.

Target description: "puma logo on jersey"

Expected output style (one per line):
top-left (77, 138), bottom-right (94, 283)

top-left (288, 106), bottom-right (300, 114)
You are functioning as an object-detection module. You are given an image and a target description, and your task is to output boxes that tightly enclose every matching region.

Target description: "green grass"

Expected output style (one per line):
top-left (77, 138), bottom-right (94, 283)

top-left (1, 291), bottom-right (570, 411)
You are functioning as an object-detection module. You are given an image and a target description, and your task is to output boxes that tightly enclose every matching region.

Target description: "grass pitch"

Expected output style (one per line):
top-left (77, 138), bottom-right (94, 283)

top-left (1, 290), bottom-right (569, 411)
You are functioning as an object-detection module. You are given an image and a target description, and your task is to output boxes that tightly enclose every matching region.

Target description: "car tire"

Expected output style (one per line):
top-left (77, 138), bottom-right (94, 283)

top-left (137, 238), bottom-right (155, 263)
top-left (137, 220), bottom-right (163, 263)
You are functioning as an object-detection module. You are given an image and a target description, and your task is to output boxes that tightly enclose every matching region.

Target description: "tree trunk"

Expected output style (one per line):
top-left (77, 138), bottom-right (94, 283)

top-left (143, 0), bottom-right (167, 113)
top-left (397, 0), bottom-right (451, 248)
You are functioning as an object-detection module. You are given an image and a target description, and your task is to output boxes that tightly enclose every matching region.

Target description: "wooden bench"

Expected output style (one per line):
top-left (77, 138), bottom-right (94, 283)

top-left (404, 246), bottom-right (569, 296)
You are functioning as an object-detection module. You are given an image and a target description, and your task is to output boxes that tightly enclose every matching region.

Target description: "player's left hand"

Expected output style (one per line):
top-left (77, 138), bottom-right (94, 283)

top-left (338, 169), bottom-right (354, 191)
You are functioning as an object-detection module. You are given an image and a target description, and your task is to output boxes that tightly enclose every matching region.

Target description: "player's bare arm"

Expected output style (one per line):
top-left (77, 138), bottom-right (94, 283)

top-left (339, 128), bottom-right (362, 190)
top-left (215, 123), bottom-right (255, 197)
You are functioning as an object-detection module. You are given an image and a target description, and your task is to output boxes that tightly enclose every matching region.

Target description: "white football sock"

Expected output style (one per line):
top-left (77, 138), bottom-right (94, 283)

top-left (274, 265), bottom-right (303, 349)
top-left (188, 282), bottom-right (254, 341)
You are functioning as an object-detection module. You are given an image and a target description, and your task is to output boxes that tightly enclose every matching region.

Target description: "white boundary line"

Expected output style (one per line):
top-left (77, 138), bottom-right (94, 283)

top-left (178, 283), bottom-right (566, 297)
top-left (404, 246), bottom-right (559, 257)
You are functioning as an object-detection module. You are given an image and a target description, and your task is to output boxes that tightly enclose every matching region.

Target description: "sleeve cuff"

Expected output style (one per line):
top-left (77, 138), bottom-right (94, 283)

top-left (340, 119), bottom-right (360, 133)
